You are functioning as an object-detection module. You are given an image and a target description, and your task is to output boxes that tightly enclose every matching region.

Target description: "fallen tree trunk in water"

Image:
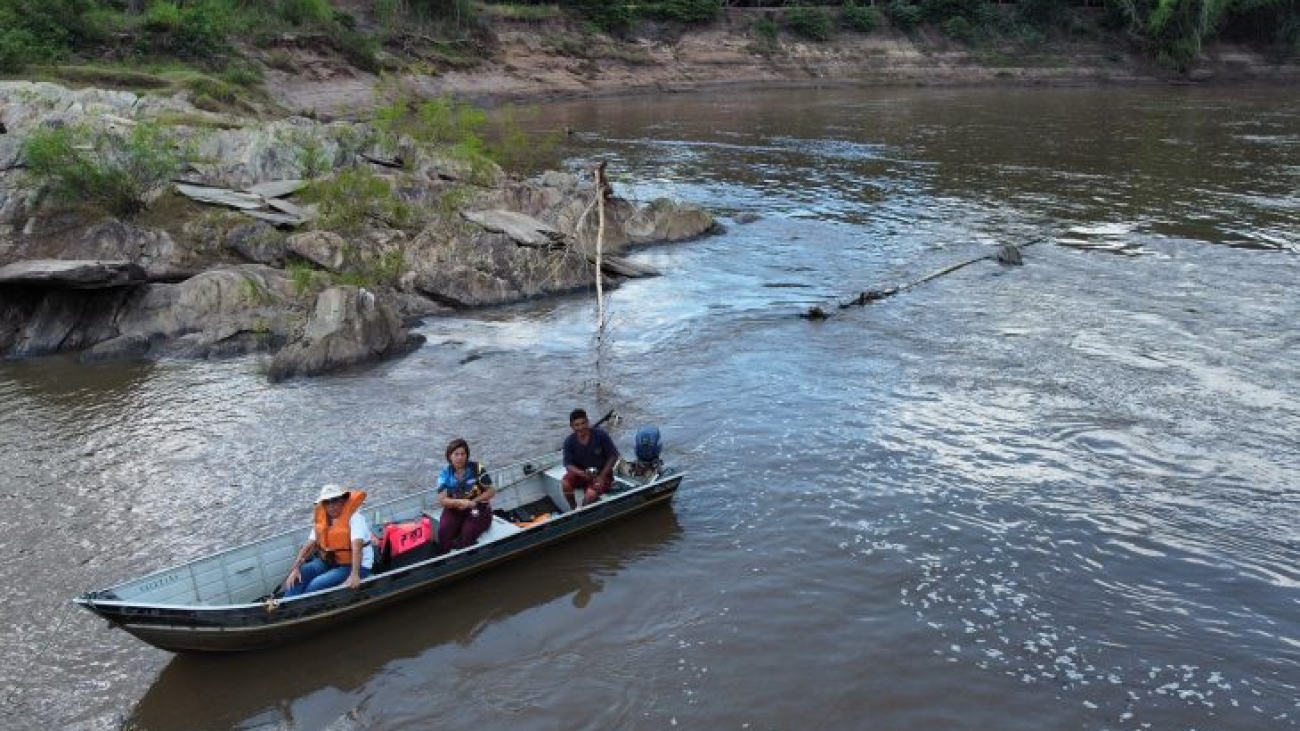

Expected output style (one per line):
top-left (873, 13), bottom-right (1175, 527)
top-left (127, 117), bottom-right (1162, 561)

top-left (802, 240), bottom-right (1044, 320)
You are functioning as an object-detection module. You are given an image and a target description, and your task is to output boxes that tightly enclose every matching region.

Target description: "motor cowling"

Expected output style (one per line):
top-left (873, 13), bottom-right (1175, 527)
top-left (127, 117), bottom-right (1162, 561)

top-left (634, 426), bottom-right (662, 463)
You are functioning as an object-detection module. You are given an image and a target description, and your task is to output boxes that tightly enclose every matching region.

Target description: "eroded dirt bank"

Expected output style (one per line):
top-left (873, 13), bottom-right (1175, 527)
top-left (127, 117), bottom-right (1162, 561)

top-left (265, 12), bottom-right (1300, 118)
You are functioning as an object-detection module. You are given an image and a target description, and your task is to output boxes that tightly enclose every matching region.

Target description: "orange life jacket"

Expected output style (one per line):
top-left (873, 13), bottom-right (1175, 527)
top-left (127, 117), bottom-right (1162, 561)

top-left (314, 490), bottom-right (367, 566)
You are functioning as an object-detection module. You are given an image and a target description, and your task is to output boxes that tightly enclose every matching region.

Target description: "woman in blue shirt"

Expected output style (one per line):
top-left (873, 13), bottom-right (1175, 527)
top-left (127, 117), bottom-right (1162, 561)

top-left (436, 438), bottom-right (495, 550)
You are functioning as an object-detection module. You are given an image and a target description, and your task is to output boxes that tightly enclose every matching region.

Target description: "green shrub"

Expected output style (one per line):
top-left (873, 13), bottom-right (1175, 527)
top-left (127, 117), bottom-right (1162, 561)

top-left (376, 95), bottom-right (469, 146)
top-left (483, 104), bottom-right (563, 173)
top-left (186, 77), bottom-right (240, 110)
top-left (305, 166), bottom-right (415, 234)
top-left (3, 0), bottom-right (111, 50)
top-left (287, 261), bottom-right (333, 295)
top-left (326, 25), bottom-right (380, 73)
top-left (569, 0), bottom-right (632, 35)
top-left (841, 1), bottom-right (880, 33)
top-left (286, 131), bottom-right (333, 180)
top-left (22, 121), bottom-right (186, 217)
top-left (643, 0), bottom-right (719, 24)
top-left (886, 0), bottom-right (924, 30)
top-left (220, 59), bottom-right (264, 87)
top-left (750, 16), bottom-right (779, 48)
top-left (142, 2), bottom-right (183, 33)
top-left (406, 0), bottom-right (476, 23)
top-left (1016, 0), bottom-right (1072, 26)
top-left (784, 6), bottom-right (834, 41)
top-left (276, 0), bottom-right (335, 27)
top-left (434, 185), bottom-right (475, 222)
top-left (0, 27), bottom-right (45, 73)
top-left (133, 0), bottom-right (234, 63)
top-left (375, 0), bottom-right (403, 27)
top-left (942, 15), bottom-right (975, 42)
top-left (0, 0), bottom-right (113, 69)
top-left (340, 248), bottom-right (408, 287)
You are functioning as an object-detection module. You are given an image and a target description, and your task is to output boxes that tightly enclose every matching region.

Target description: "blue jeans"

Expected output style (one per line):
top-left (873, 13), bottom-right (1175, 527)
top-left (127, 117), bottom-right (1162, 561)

top-left (284, 557), bottom-right (371, 598)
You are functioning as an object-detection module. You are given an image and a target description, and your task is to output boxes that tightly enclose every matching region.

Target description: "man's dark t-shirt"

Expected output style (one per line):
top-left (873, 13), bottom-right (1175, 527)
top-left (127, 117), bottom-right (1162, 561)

top-left (563, 428), bottom-right (619, 472)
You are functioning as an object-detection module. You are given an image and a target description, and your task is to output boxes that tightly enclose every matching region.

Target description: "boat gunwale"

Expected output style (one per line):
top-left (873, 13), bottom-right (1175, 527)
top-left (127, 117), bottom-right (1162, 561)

top-left (75, 465), bottom-right (684, 615)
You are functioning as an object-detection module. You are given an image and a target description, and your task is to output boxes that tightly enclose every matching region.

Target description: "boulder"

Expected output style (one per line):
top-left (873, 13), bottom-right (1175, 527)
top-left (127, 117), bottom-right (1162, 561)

top-left (623, 198), bottom-right (718, 244)
top-left (113, 266), bottom-right (305, 359)
top-left (223, 221), bottom-right (287, 266)
top-left (406, 227), bottom-right (592, 308)
top-left (267, 286), bottom-right (423, 381)
top-left (569, 196), bottom-right (716, 252)
top-left (0, 259), bottom-right (146, 289)
top-left (287, 230), bottom-right (349, 272)
top-left (81, 333), bottom-right (151, 363)
top-left (79, 220), bottom-right (194, 281)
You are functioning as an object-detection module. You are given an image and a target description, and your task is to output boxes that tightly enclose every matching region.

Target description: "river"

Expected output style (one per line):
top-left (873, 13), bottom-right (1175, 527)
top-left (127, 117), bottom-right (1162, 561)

top-left (1, 86), bottom-right (1297, 731)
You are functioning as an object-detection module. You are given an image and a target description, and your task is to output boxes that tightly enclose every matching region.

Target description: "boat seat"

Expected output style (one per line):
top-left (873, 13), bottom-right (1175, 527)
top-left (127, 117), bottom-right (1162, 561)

top-left (480, 516), bottom-right (522, 542)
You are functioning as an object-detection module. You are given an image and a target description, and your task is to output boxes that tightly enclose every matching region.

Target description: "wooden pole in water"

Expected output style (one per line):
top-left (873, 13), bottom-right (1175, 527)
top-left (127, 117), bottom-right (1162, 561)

top-left (594, 161), bottom-right (608, 335)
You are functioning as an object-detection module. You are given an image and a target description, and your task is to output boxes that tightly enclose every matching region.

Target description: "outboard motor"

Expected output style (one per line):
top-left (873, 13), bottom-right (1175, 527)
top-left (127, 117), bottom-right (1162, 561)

top-left (634, 426), bottom-right (661, 463)
top-left (626, 426), bottom-right (662, 478)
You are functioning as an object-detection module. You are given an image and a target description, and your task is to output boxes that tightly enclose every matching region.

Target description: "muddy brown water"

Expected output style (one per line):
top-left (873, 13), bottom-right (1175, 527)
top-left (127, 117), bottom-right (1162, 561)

top-left (1, 86), bottom-right (1297, 730)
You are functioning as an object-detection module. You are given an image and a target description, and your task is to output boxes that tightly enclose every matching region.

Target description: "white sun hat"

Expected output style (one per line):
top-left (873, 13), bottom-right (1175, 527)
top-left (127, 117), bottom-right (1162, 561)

top-left (316, 483), bottom-right (349, 503)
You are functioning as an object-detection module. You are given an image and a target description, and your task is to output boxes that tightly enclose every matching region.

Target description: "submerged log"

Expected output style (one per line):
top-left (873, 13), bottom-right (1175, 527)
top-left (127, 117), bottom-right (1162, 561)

top-left (810, 239), bottom-right (1046, 319)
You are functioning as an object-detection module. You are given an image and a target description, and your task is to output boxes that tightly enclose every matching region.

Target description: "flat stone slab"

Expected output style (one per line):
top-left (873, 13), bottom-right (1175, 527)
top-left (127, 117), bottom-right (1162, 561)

top-left (175, 183), bottom-right (266, 210)
top-left (0, 259), bottom-right (147, 288)
top-left (245, 179), bottom-right (307, 198)
top-left (461, 209), bottom-right (567, 248)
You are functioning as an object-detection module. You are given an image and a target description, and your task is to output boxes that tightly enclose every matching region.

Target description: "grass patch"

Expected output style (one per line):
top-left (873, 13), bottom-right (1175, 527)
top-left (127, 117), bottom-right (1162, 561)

top-left (44, 64), bottom-right (172, 89)
top-left (287, 261), bottom-right (334, 296)
top-left (151, 111), bottom-right (247, 130)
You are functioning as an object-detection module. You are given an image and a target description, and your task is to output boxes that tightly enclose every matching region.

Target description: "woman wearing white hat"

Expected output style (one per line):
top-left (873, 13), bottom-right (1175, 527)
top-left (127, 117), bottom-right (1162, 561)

top-left (282, 484), bottom-right (374, 597)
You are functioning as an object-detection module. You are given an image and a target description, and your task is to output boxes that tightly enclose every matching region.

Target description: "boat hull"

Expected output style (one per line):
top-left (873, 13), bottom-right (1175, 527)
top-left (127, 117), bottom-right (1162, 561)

top-left (77, 473), bottom-right (680, 652)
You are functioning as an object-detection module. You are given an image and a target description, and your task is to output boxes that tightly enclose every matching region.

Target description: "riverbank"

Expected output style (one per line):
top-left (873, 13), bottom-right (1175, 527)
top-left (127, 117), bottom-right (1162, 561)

top-left (264, 10), bottom-right (1300, 118)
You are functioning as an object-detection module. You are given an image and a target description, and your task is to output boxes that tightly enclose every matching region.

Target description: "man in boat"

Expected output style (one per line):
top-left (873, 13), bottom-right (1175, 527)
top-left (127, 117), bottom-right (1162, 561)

top-left (282, 484), bottom-right (375, 597)
top-left (561, 408), bottom-right (620, 509)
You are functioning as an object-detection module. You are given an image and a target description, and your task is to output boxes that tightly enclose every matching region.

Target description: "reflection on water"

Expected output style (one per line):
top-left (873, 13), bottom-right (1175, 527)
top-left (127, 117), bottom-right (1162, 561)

top-left (2, 86), bottom-right (1298, 731)
top-left (125, 509), bottom-right (681, 731)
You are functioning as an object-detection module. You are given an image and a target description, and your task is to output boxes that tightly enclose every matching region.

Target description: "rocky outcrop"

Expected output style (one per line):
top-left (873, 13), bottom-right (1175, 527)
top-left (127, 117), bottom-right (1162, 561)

top-left (0, 259), bottom-right (145, 288)
top-left (267, 286), bottom-right (423, 381)
top-left (0, 265), bottom-right (308, 359)
top-left (0, 80), bottom-right (719, 377)
top-left (0, 286), bottom-right (136, 357)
